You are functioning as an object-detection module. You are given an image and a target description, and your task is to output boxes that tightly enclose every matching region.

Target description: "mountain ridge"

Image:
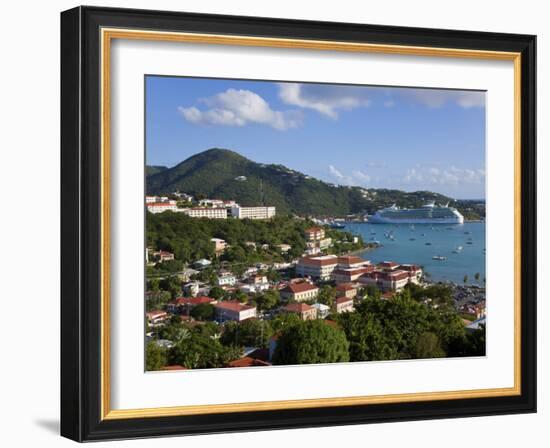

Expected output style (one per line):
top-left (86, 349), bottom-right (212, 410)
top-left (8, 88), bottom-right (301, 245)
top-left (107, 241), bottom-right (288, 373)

top-left (146, 148), bottom-right (474, 217)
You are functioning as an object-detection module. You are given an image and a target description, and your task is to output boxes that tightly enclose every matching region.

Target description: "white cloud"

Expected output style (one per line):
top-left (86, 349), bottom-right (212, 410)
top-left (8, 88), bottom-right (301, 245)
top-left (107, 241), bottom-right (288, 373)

top-left (178, 88), bottom-right (302, 130)
top-left (328, 165), bottom-right (371, 186)
top-left (401, 89), bottom-right (485, 109)
top-left (278, 83), bottom-right (371, 118)
top-left (403, 165), bottom-right (485, 187)
top-left (328, 165), bottom-right (345, 179)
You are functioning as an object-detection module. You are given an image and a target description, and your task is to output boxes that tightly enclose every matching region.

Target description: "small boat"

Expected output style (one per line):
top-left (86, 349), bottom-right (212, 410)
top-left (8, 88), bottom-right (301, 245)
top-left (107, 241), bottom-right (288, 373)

top-left (425, 242), bottom-right (432, 246)
top-left (466, 241), bottom-right (473, 245)
top-left (329, 222), bottom-right (345, 229)
top-left (420, 233), bottom-right (426, 237)
top-left (409, 237), bottom-right (416, 241)
top-left (432, 255), bottom-right (447, 261)
top-left (464, 231), bottom-right (472, 235)
top-left (452, 245), bottom-right (463, 254)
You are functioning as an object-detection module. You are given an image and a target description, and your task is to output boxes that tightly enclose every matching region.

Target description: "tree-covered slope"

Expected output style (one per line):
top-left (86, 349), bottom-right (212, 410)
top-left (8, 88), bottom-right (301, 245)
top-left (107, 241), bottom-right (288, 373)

top-left (146, 148), bottom-right (473, 217)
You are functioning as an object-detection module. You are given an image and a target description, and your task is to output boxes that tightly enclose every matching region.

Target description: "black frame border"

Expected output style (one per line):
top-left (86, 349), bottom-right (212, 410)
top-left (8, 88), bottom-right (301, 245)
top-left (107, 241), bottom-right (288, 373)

top-left (61, 6), bottom-right (536, 442)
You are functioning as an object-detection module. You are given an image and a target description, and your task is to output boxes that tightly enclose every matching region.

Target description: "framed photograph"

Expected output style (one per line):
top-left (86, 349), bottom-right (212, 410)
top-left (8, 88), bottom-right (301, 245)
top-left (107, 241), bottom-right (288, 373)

top-left (60, 6), bottom-right (536, 441)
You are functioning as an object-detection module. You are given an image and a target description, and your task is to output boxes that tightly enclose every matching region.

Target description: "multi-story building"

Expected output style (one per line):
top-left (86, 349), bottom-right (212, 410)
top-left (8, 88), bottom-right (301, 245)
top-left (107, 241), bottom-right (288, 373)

top-left (180, 207), bottom-right (228, 219)
top-left (214, 301), bottom-right (257, 322)
top-left (211, 238), bottom-right (227, 254)
top-left (217, 271), bottom-right (236, 286)
top-left (198, 198), bottom-right (226, 208)
top-left (280, 282), bottom-right (319, 302)
top-left (230, 206), bottom-right (276, 220)
top-left (296, 255), bottom-right (339, 280)
top-left (312, 302), bottom-right (330, 319)
top-left (335, 297), bottom-right (354, 314)
top-left (305, 227), bottom-right (326, 241)
top-left (146, 201), bottom-right (178, 214)
top-left (282, 302), bottom-right (317, 321)
top-left (331, 266), bottom-right (374, 284)
top-left (335, 283), bottom-right (357, 300)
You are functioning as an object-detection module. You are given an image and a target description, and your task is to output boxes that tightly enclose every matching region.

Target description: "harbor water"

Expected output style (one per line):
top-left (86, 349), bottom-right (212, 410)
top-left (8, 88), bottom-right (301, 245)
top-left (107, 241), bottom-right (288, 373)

top-left (344, 222), bottom-right (486, 284)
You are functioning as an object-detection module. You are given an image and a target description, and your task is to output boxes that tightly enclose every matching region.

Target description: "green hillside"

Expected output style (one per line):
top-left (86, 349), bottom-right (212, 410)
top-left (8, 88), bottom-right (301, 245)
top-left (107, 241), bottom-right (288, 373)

top-left (146, 165), bottom-right (168, 177)
top-left (146, 148), bottom-right (479, 217)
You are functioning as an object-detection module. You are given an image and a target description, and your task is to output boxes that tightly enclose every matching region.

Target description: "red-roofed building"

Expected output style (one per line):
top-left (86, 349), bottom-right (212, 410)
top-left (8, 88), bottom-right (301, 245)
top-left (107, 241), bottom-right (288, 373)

top-left (337, 255), bottom-right (368, 269)
top-left (331, 266), bottom-right (374, 284)
top-left (280, 282), bottom-right (319, 302)
top-left (152, 250), bottom-right (175, 262)
top-left (379, 261), bottom-right (400, 271)
top-left (214, 300), bottom-right (257, 322)
top-left (146, 202), bottom-right (178, 214)
top-left (296, 255), bottom-right (339, 279)
top-left (335, 296), bottom-right (354, 313)
top-left (146, 310), bottom-right (169, 326)
top-left (282, 302), bottom-right (317, 320)
top-left (335, 283), bottom-right (358, 299)
top-left (227, 357), bottom-right (272, 368)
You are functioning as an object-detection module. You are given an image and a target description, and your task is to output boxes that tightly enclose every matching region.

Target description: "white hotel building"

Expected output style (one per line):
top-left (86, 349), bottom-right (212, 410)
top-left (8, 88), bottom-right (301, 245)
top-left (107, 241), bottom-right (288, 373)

top-left (146, 201), bottom-right (178, 214)
top-left (181, 207), bottom-right (228, 219)
top-left (230, 206), bottom-right (276, 220)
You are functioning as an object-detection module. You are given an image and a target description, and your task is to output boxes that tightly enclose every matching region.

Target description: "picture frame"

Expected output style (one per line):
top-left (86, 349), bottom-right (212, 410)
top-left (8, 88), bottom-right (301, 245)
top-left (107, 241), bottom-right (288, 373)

top-left (60, 5), bottom-right (536, 442)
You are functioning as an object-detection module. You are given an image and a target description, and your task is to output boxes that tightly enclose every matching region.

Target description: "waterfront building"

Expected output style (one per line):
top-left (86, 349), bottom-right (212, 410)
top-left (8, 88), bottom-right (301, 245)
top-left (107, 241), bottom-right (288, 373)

top-left (230, 205), bottom-right (276, 220)
top-left (331, 266), bottom-right (374, 284)
top-left (296, 255), bottom-right (339, 280)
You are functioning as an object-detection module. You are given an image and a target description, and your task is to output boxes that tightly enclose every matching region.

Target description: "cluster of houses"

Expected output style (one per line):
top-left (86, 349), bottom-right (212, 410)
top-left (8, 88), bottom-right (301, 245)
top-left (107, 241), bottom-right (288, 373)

top-left (145, 194), bottom-right (276, 220)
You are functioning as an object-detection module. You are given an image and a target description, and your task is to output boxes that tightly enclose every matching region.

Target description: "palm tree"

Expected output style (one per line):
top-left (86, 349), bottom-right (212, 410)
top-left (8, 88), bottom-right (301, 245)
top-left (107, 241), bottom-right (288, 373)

top-left (463, 275), bottom-right (469, 285)
top-left (474, 272), bottom-right (481, 284)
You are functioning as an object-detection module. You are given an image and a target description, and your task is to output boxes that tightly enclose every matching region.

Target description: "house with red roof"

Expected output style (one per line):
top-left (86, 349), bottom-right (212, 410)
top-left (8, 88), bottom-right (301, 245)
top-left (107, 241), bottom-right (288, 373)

top-left (282, 302), bottom-right (318, 321)
top-left (335, 283), bottom-right (358, 300)
top-left (335, 296), bottom-right (354, 314)
top-left (214, 300), bottom-right (257, 322)
top-left (280, 282), bottom-right (319, 302)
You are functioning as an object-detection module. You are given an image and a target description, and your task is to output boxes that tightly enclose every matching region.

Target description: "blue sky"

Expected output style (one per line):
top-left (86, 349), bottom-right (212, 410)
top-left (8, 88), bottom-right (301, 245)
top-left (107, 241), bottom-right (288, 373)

top-left (146, 76), bottom-right (486, 199)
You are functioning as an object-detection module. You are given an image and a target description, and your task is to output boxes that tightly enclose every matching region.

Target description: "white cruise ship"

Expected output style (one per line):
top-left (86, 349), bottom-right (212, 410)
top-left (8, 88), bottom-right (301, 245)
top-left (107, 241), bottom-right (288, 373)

top-left (369, 202), bottom-right (464, 224)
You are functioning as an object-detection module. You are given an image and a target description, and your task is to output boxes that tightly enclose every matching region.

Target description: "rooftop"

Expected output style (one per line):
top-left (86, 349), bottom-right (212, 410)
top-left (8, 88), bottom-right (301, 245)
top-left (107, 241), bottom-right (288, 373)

top-left (284, 303), bottom-right (314, 313)
top-left (214, 300), bottom-right (255, 312)
top-left (282, 282), bottom-right (319, 294)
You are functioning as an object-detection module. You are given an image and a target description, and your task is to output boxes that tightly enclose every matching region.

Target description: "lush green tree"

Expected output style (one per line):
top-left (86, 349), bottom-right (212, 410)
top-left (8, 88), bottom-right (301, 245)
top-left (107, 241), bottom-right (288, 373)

top-left (474, 272), bottom-right (481, 284)
top-left (169, 333), bottom-right (241, 369)
top-left (232, 290), bottom-right (249, 303)
top-left (272, 320), bottom-right (349, 365)
top-left (463, 275), bottom-right (469, 285)
top-left (221, 319), bottom-right (273, 348)
top-left (209, 286), bottom-right (226, 300)
top-left (337, 311), bottom-right (398, 361)
top-left (269, 312), bottom-right (301, 333)
top-left (160, 276), bottom-right (182, 299)
top-left (413, 332), bottom-right (445, 359)
top-left (145, 341), bottom-right (167, 371)
top-left (317, 285), bottom-right (336, 308)
top-left (190, 303), bottom-right (215, 321)
top-left (255, 289), bottom-right (280, 311)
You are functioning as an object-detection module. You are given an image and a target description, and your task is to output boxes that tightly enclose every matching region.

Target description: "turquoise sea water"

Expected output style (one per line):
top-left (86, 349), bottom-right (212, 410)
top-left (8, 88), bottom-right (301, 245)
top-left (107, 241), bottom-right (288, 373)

top-left (344, 222), bottom-right (486, 284)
